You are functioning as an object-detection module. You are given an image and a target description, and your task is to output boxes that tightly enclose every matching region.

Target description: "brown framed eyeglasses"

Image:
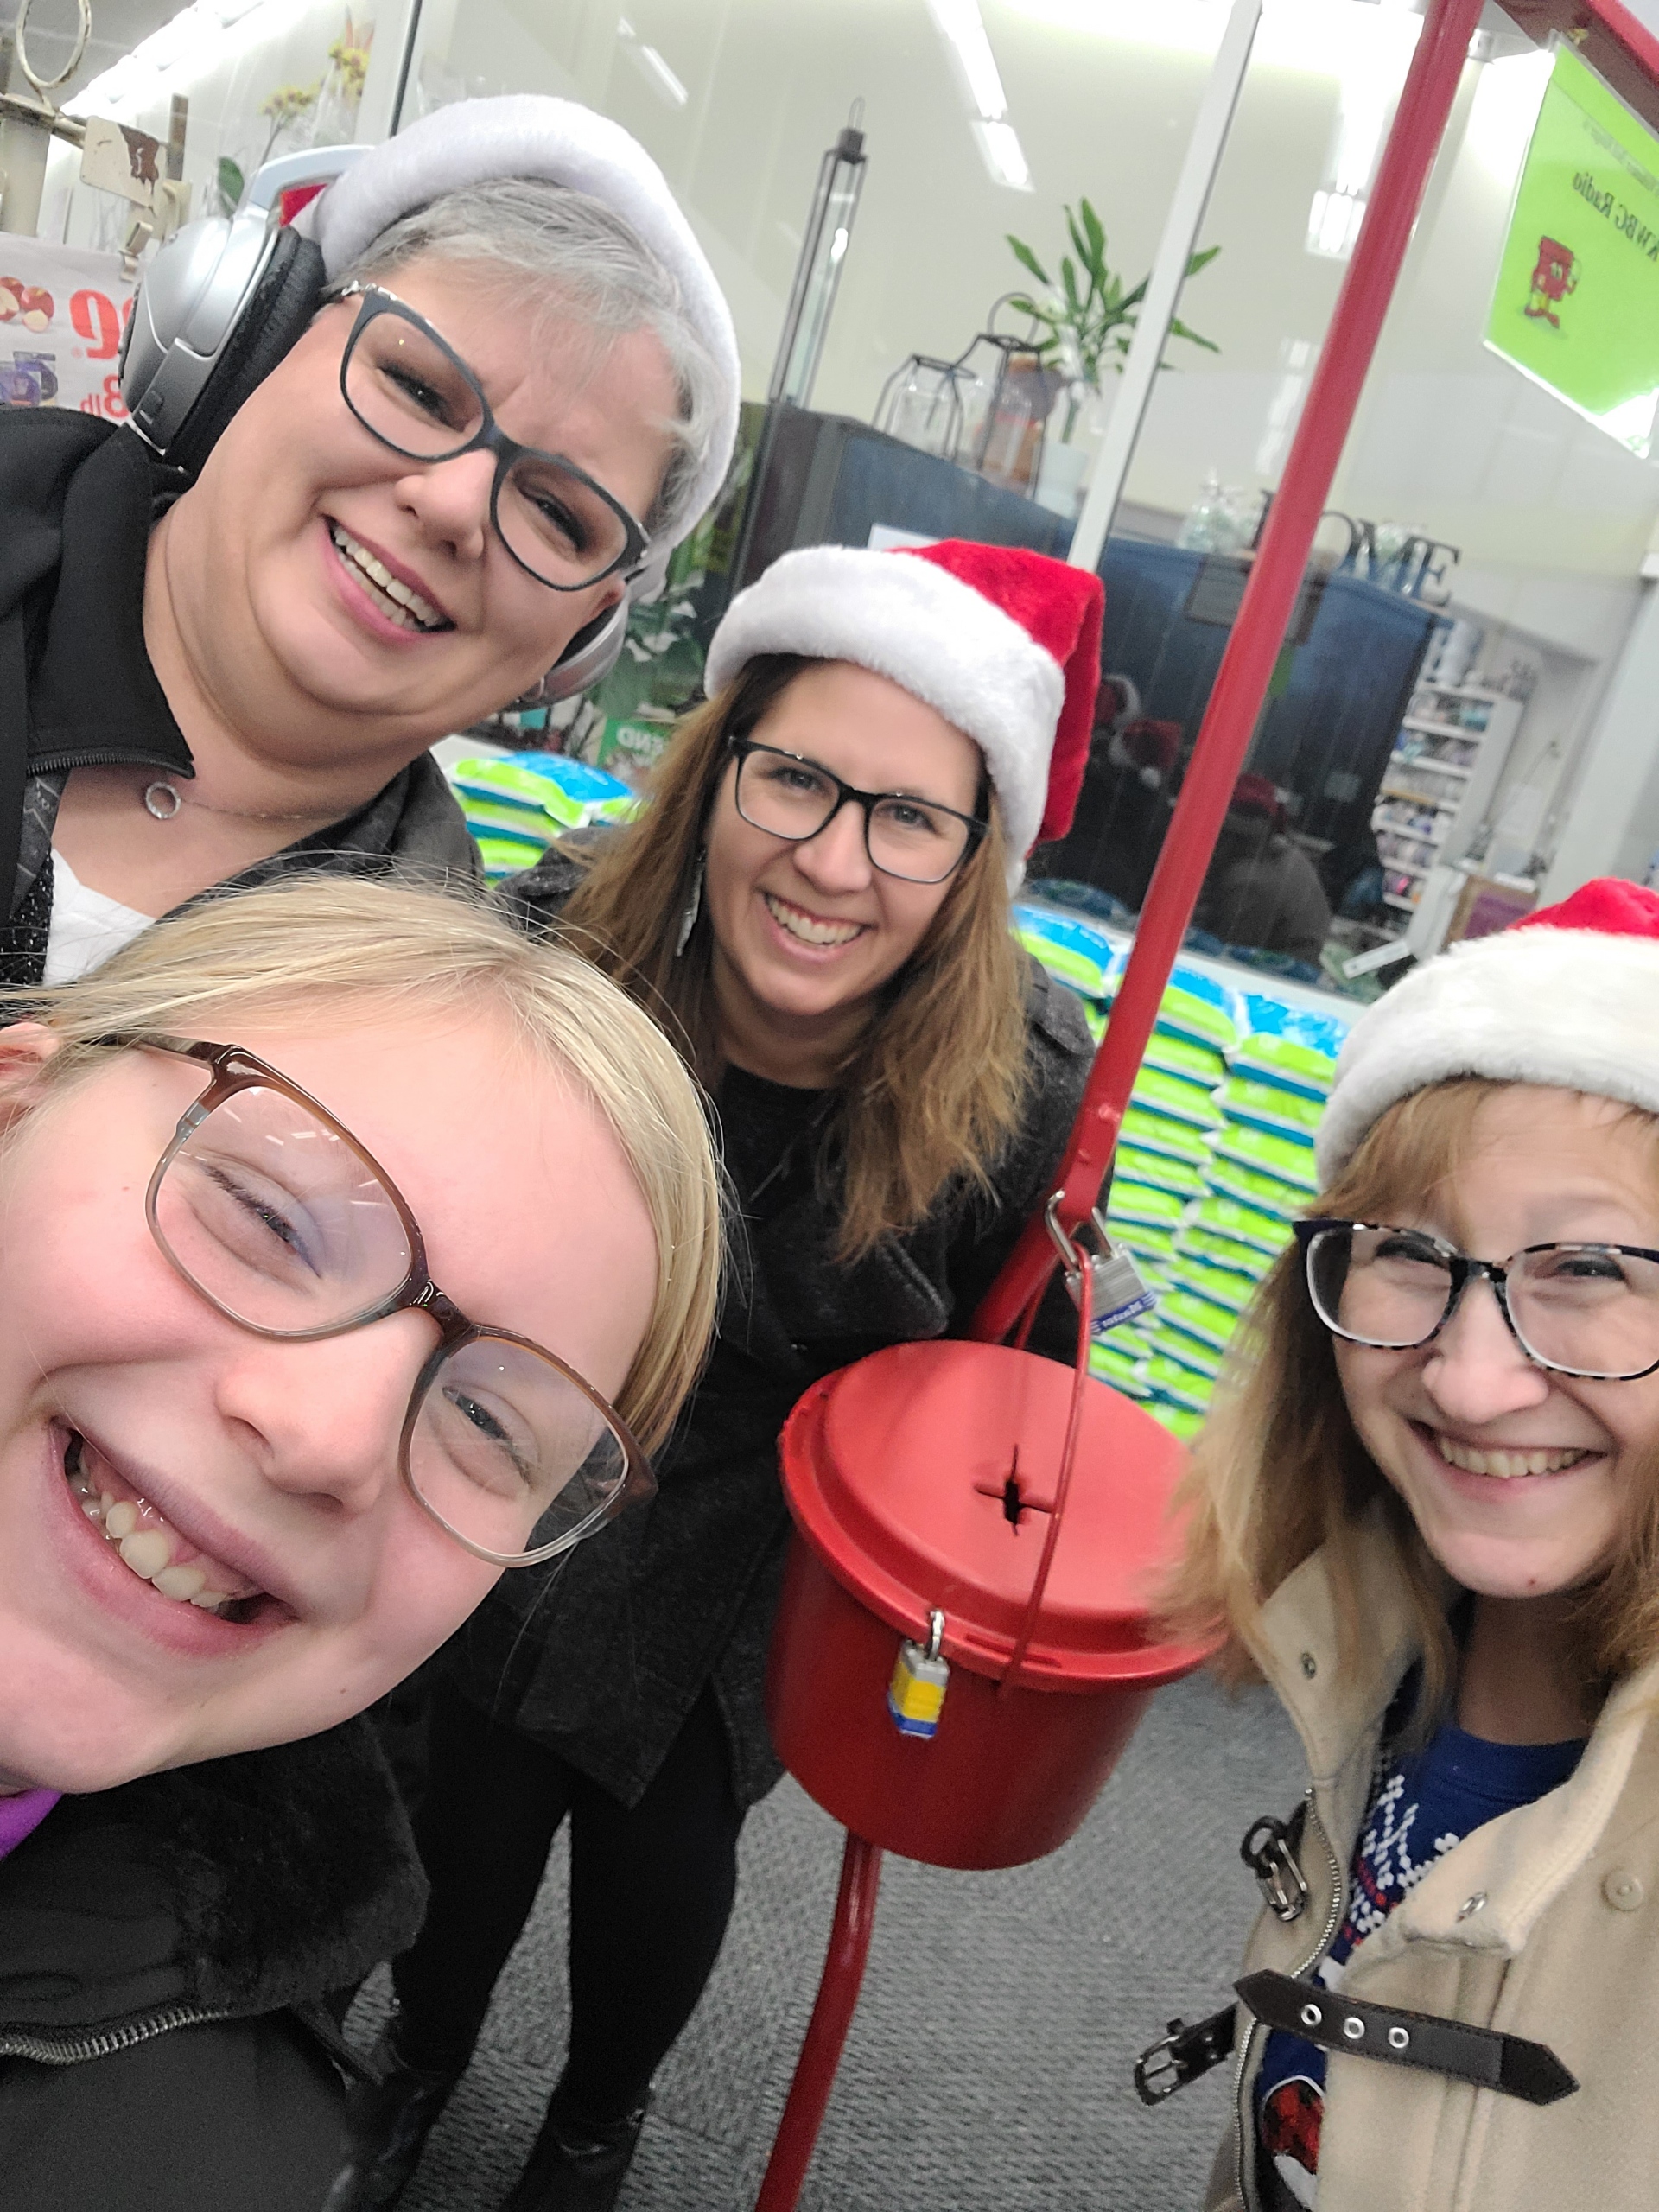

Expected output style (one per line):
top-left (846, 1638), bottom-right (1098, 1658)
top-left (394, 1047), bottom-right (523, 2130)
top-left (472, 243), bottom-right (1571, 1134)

top-left (106, 1033), bottom-right (653, 1568)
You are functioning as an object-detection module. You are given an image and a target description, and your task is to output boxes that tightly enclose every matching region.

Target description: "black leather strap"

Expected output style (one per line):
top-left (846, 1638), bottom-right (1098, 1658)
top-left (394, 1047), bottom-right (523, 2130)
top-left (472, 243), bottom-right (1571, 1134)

top-left (1134, 2003), bottom-right (1237, 2105)
top-left (1236, 1969), bottom-right (1578, 2106)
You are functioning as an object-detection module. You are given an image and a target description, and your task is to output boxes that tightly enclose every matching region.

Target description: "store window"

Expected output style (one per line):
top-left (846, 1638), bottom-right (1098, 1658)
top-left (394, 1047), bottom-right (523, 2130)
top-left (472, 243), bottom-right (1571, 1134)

top-left (1077, 4), bottom-right (1659, 1007)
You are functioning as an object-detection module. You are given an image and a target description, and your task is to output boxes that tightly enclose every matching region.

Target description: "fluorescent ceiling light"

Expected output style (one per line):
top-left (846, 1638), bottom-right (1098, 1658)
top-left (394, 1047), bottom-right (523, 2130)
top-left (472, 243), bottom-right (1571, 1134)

top-left (69, 0), bottom-right (212, 113)
top-left (616, 18), bottom-right (688, 109)
top-left (1302, 6), bottom-right (1421, 261)
top-left (928, 0), bottom-right (1031, 188)
top-left (1306, 184), bottom-right (1364, 258)
top-left (926, 0), bottom-right (1010, 122)
top-left (973, 117), bottom-right (1033, 191)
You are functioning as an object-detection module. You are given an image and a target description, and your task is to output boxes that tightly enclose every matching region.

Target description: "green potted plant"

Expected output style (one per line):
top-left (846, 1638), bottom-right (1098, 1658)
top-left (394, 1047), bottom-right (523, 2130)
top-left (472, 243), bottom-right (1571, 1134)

top-left (1007, 198), bottom-right (1219, 511)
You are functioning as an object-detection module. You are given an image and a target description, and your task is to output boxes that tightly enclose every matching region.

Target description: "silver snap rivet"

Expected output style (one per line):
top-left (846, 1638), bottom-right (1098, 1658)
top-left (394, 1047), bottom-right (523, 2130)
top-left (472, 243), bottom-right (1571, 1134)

top-left (1388, 2025), bottom-right (1410, 2051)
top-left (1300, 2002), bottom-right (1323, 2028)
top-left (1456, 1891), bottom-right (1487, 1921)
top-left (1342, 2015), bottom-right (1364, 2042)
top-left (1300, 1650), bottom-right (1318, 1679)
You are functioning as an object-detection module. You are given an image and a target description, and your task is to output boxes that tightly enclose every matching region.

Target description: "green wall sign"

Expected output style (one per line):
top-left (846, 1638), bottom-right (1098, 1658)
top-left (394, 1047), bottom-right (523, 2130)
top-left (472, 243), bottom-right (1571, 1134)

top-left (1486, 42), bottom-right (1659, 454)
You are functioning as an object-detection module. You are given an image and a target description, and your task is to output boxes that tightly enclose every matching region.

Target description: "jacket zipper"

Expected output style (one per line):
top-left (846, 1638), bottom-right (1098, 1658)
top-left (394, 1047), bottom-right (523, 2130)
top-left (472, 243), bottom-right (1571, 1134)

top-left (0, 2002), bottom-right (230, 2066)
top-left (30, 747), bottom-right (188, 778)
top-left (1231, 1788), bottom-right (1346, 2212)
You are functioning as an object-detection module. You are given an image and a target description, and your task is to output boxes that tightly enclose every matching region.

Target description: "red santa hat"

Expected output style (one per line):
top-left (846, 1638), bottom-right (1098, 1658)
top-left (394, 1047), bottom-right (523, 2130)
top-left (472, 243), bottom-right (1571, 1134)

top-left (702, 540), bottom-right (1105, 889)
top-left (1317, 878), bottom-right (1659, 1181)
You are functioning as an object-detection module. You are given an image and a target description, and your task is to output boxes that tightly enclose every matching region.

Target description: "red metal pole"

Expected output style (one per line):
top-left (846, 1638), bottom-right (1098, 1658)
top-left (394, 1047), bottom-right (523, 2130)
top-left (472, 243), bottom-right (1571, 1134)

top-left (970, 0), bottom-right (1488, 1348)
top-left (754, 1833), bottom-right (885, 2212)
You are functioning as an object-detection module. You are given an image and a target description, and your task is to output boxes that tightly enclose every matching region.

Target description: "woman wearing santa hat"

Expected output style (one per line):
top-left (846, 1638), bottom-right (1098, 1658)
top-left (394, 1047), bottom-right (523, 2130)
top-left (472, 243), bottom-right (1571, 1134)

top-left (1159, 879), bottom-right (1659, 2212)
top-left (334, 538), bottom-right (1105, 2210)
top-left (0, 93), bottom-right (738, 989)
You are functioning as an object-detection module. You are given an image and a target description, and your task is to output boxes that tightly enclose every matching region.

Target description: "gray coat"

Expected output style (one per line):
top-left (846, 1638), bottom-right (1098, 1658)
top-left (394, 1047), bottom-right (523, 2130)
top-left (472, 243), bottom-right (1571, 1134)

top-left (444, 848), bottom-right (1095, 1809)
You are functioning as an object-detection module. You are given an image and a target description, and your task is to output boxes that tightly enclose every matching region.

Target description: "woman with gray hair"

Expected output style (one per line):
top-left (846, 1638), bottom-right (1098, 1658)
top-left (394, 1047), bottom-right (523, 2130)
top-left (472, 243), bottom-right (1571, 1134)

top-left (0, 95), bottom-right (738, 990)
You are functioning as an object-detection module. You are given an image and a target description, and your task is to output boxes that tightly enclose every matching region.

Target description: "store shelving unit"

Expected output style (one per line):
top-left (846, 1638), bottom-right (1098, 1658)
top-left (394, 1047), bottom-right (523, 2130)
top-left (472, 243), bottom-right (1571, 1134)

top-left (1370, 679), bottom-right (1524, 927)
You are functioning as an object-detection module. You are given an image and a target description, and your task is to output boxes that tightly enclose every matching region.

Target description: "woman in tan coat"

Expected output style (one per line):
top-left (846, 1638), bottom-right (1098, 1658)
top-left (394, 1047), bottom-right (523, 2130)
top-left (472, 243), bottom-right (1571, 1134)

top-left (1159, 877), bottom-right (1659, 2212)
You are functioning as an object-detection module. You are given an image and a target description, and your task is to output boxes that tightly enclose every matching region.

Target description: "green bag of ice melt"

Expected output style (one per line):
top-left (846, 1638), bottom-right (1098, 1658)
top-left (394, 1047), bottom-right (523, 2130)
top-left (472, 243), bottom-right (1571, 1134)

top-left (1175, 1224), bottom-right (1276, 1281)
top-left (1218, 1075), bottom-right (1325, 1141)
top-left (1109, 1182), bottom-right (1187, 1234)
top-left (1159, 1288), bottom-right (1238, 1354)
top-left (1120, 1104), bottom-right (1213, 1167)
top-left (1180, 1259), bottom-right (1255, 1315)
top-left (1114, 1144), bottom-right (1205, 1201)
top-left (1190, 1193), bottom-right (1294, 1257)
top-left (1142, 1359), bottom-right (1213, 1415)
top-left (1147, 1399), bottom-right (1206, 1442)
top-left (1211, 1121), bottom-right (1319, 1187)
top-left (1144, 1029), bottom-right (1229, 1092)
top-left (1132, 1065), bottom-right (1224, 1132)
top-left (1234, 994), bottom-right (1347, 1099)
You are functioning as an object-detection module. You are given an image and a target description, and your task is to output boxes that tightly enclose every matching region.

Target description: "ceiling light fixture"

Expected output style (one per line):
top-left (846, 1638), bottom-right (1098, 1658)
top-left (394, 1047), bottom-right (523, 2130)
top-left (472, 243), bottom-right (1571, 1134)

top-left (616, 17), bottom-right (688, 110)
top-left (926, 0), bottom-right (1034, 192)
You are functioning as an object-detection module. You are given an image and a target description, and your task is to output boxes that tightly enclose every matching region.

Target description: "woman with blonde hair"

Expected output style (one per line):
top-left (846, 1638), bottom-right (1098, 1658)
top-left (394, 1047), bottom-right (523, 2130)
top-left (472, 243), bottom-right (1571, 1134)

top-left (1154, 879), bottom-right (1659, 2212)
top-left (0, 873), bottom-right (721, 2210)
top-left (337, 539), bottom-right (1106, 2211)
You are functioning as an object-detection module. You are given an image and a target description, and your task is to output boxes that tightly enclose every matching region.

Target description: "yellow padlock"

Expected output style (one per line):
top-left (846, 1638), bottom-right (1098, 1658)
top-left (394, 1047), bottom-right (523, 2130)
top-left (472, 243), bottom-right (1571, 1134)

top-left (887, 1608), bottom-right (949, 1739)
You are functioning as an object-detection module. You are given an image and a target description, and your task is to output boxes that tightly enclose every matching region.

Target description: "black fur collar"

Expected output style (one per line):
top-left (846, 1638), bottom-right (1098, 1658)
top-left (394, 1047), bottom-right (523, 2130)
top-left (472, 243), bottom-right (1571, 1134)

top-left (0, 1718), bottom-right (425, 2029)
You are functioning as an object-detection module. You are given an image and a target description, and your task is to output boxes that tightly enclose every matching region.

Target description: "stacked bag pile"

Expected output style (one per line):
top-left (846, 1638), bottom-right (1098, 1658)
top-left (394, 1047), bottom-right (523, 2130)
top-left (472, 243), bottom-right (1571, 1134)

top-left (444, 751), bottom-right (640, 880)
top-left (1013, 905), bottom-right (1351, 1441)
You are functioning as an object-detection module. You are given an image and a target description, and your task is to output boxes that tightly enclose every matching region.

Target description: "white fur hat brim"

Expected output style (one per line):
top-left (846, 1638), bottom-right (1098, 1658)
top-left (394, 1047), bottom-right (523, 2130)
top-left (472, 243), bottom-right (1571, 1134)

top-left (297, 97), bottom-right (739, 549)
top-left (1317, 924), bottom-right (1659, 1183)
top-left (703, 545), bottom-right (1062, 892)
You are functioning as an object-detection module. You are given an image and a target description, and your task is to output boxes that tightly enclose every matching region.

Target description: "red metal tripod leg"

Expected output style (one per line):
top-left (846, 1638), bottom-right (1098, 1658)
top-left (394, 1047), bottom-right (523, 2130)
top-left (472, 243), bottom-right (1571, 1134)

top-left (754, 1830), bottom-right (885, 2212)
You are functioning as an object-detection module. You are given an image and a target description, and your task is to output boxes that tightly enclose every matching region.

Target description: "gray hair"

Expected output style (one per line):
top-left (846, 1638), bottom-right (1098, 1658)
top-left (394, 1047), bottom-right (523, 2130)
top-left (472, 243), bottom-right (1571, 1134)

top-left (332, 175), bottom-right (725, 547)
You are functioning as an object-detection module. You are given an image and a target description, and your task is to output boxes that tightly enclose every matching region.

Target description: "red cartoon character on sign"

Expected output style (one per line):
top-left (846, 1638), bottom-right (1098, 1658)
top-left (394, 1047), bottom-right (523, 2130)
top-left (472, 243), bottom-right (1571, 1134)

top-left (1525, 236), bottom-right (1577, 327)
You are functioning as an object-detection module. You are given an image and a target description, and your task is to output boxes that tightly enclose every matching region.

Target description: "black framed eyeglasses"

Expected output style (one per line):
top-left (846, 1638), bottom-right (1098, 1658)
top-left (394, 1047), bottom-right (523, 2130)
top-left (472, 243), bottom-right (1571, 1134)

top-left (334, 283), bottom-right (652, 593)
top-left (728, 735), bottom-right (989, 886)
top-left (1296, 1217), bottom-right (1659, 1382)
top-left (112, 1034), bottom-right (653, 1567)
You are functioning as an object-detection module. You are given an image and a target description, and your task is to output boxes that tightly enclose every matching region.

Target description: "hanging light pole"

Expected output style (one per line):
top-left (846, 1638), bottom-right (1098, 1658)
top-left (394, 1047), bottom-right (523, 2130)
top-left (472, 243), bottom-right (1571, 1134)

top-left (767, 100), bottom-right (868, 408)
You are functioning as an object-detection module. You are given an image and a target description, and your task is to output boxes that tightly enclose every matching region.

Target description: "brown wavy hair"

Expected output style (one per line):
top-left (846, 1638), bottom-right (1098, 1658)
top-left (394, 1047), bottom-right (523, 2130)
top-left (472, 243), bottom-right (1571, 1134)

top-left (558, 654), bottom-right (1030, 1260)
top-left (1164, 1078), bottom-right (1659, 1732)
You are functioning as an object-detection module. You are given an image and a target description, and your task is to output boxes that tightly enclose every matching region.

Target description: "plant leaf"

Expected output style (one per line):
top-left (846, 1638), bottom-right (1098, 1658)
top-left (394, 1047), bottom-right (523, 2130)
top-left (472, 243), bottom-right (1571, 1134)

top-left (1169, 316), bottom-right (1220, 353)
top-left (1007, 235), bottom-right (1051, 287)
top-left (1185, 244), bottom-right (1221, 276)
top-left (1061, 254), bottom-right (1082, 311)
top-left (217, 156), bottom-right (245, 213)
top-left (1080, 196), bottom-right (1107, 269)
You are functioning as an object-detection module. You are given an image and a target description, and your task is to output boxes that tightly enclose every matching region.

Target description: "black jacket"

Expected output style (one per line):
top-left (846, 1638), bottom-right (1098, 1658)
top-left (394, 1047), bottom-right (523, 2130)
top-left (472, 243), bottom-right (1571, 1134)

top-left (0, 408), bottom-right (477, 989)
top-left (0, 1720), bottom-right (427, 2211)
top-left (444, 847), bottom-right (1096, 1809)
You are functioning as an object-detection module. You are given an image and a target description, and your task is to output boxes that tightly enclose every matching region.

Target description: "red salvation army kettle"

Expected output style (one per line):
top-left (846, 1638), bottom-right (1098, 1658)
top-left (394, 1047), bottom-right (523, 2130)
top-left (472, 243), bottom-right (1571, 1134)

top-left (765, 1331), bottom-right (1211, 1870)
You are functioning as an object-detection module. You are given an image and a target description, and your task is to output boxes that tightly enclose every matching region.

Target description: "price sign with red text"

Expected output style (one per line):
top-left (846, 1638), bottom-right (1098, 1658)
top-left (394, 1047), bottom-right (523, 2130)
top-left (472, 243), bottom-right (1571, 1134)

top-left (0, 232), bottom-right (137, 423)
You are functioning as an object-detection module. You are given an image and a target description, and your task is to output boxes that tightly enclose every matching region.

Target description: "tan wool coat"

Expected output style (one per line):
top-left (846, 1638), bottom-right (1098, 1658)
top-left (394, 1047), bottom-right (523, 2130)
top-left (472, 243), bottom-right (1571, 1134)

top-left (1204, 1517), bottom-right (1659, 2212)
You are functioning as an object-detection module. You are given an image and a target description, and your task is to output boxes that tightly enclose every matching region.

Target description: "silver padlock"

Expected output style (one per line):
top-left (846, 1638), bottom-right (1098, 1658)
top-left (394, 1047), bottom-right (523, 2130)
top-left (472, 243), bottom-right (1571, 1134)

top-left (1046, 1198), bottom-right (1158, 1332)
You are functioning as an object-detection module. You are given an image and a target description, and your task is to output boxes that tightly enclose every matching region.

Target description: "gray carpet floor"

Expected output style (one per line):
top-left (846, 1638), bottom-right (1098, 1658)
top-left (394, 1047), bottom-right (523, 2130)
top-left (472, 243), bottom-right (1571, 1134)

top-left (348, 1671), bottom-right (1299, 2212)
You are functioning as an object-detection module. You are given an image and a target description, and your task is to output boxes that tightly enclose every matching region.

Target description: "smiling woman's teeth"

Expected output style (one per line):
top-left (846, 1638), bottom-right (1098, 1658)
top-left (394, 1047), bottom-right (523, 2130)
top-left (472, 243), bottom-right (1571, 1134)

top-left (66, 1438), bottom-right (252, 1616)
top-left (763, 893), bottom-right (862, 947)
top-left (328, 522), bottom-right (448, 633)
top-left (1434, 1433), bottom-right (1592, 1479)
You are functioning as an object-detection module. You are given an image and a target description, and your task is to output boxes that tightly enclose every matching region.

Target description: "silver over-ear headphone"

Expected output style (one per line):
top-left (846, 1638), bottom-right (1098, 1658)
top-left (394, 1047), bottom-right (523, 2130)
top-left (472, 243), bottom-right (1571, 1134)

top-left (518, 543), bottom-right (671, 706)
top-left (119, 145), bottom-right (369, 457)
